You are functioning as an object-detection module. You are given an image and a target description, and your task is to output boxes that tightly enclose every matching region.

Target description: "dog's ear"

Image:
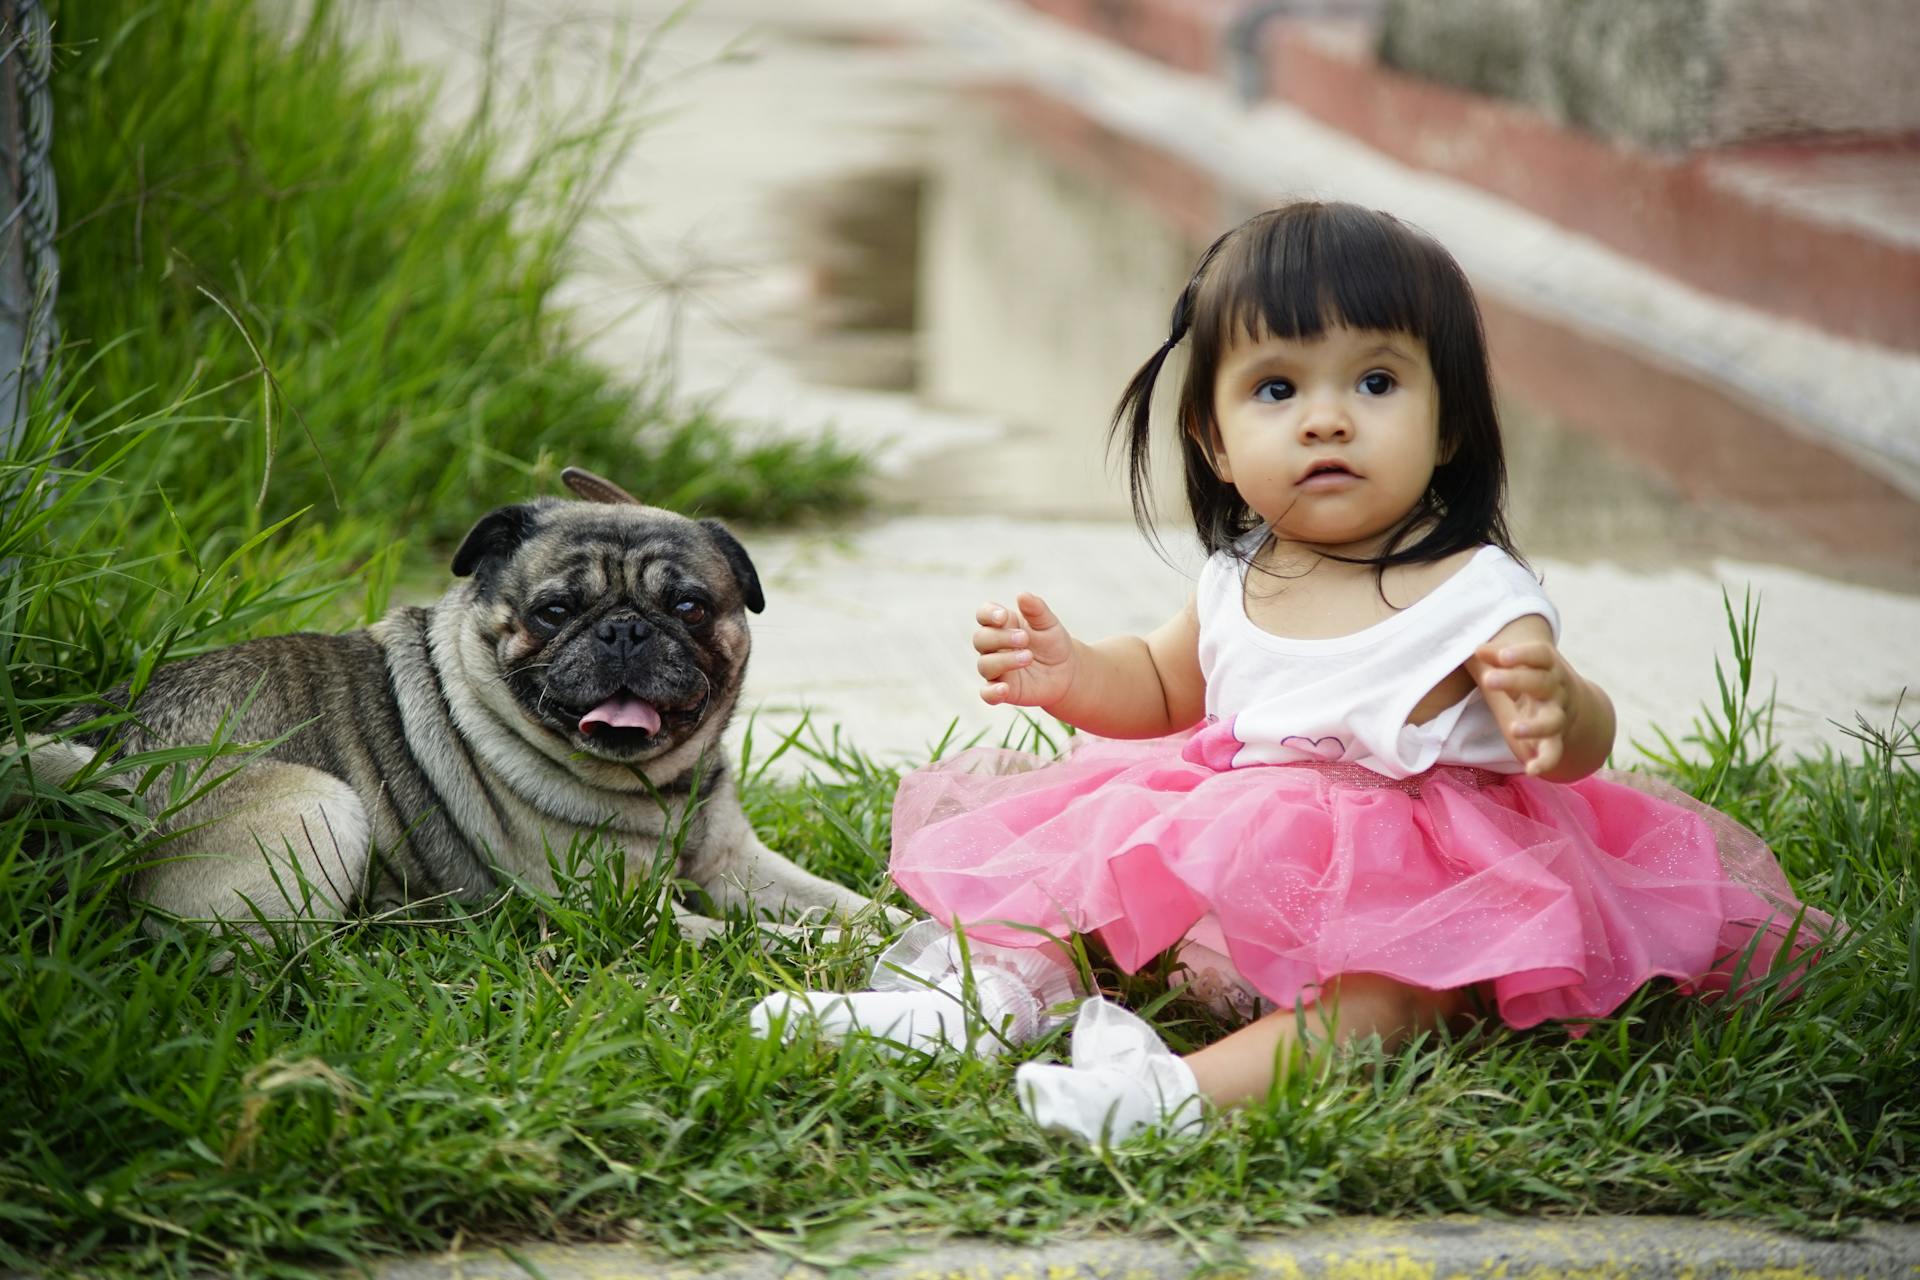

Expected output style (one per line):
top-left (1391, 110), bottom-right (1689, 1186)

top-left (700, 518), bottom-right (764, 614)
top-left (452, 504), bottom-right (541, 589)
top-left (560, 466), bottom-right (641, 505)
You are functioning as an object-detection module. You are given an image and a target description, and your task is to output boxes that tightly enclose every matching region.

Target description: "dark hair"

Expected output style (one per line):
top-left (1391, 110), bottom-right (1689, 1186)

top-left (1111, 201), bottom-right (1518, 570)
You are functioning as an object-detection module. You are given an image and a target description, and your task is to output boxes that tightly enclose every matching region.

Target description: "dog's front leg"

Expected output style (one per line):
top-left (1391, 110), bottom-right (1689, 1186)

top-left (681, 785), bottom-right (900, 929)
top-left (669, 902), bottom-right (851, 949)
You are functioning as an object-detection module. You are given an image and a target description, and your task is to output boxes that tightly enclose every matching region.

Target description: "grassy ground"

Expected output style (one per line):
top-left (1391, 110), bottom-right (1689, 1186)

top-left (1, 1), bottom-right (1915, 1277)
top-left (2, 636), bottom-right (1915, 1277)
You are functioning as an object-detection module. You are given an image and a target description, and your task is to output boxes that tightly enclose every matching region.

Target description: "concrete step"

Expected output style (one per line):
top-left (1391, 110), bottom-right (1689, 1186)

top-left (1008, 0), bottom-right (1920, 354)
top-left (931, 0), bottom-right (1920, 502)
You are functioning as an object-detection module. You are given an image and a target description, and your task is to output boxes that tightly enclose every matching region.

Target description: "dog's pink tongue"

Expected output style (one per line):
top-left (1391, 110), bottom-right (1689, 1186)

top-left (579, 694), bottom-right (661, 737)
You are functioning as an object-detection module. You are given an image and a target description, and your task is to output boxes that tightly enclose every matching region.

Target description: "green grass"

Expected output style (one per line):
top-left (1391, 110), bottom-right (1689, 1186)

top-left (48, 0), bottom-right (863, 582)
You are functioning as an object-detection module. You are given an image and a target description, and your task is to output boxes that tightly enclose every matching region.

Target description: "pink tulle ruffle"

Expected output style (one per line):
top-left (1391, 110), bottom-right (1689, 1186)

top-left (889, 734), bottom-right (1828, 1030)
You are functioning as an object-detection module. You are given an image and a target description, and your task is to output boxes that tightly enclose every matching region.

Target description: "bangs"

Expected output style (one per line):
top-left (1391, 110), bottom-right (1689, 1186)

top-left (1200, 204), bottom-right (1444, 349)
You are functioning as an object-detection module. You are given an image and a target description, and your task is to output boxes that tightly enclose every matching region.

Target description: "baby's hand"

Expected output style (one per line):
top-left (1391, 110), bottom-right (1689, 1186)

top-left (974, 593), bottom-right (1077, 708)
top-left (1472, 638), bottom-right (1581, 777)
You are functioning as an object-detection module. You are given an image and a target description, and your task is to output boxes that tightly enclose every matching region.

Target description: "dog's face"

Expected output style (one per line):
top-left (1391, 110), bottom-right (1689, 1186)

top-left (450, 496), bottom-right (763, 766)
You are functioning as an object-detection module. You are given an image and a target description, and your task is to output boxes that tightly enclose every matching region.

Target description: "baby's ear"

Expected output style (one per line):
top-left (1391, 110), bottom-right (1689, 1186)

top-left (1431, 398), bottom-right (1459, 464)
top-left (1186, 413), bottom-right (1232, 481)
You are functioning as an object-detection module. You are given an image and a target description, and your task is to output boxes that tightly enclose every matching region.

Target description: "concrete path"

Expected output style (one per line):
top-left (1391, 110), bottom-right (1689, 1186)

top-left (375, 1217), bottom-right (1920, 1279)
top-left (746, 516), bottom-right (1919, 777)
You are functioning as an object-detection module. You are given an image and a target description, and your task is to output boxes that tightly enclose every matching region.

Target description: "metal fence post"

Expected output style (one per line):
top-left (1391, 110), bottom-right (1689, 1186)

top-left (0, 0), bottom-right (58, 460)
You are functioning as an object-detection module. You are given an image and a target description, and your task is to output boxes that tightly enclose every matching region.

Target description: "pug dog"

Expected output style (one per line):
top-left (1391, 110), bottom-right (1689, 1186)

top-left (14, 468), bottom-right (877, 939)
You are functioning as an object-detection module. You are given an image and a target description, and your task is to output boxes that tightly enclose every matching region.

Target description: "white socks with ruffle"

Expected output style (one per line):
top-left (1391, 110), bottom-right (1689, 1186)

top-left (748, 924), bottom-right (1210, 1147)
top-left (747, 920), bottom-right (1075, 1059)
top-left (749, 968), bottom-right (1039, 1058)
top-left (1014, 996), bottom-right (1204, 1148)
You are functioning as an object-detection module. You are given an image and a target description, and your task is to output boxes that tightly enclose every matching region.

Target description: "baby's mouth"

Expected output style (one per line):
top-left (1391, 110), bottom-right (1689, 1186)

top-left (1298, 461), bottom-right (1358, 485)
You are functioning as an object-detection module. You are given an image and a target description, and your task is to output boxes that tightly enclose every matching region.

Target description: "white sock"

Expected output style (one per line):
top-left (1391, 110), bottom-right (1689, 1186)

top-left (748, 967), bottom-right (1040, 1058)
top-left (1015, 996), bottom-right (1204, 1148)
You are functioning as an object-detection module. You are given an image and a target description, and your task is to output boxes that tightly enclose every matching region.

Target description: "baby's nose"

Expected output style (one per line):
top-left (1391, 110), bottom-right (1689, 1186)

top-left (1299, 410), bottom-right (1353, 442)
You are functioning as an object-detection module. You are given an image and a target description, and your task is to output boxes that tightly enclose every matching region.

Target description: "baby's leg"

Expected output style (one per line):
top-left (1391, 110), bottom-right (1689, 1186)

top-left (1170, 935), bottom-right (1270, 1023)
top-left (1186, 973), bottom-right (1471, 1107)
top-left (1019, 974), bottom-right (1469, 1147)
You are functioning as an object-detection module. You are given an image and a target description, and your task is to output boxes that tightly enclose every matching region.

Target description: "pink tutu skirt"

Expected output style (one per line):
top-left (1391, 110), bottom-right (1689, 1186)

top-left (889, 732), bottom-right (1829, 1031)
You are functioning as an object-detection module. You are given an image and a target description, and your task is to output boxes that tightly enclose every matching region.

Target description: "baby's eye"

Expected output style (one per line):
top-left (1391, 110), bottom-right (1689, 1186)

top-left (1359, 371), bottom-right (1396, 395)
top-left (1253, 378), bottom-right (1294, 403)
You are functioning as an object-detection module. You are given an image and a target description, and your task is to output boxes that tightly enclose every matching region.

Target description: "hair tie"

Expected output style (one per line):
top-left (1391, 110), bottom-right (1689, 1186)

top-left (1164, 287), bottom-right (1193, 349)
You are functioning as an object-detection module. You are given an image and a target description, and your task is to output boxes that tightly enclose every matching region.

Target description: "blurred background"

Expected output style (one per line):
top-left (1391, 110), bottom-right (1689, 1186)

top-left (360, 0), bottom-right (1920, 768)
top-left (23, 0), bottom-right (1920, 769)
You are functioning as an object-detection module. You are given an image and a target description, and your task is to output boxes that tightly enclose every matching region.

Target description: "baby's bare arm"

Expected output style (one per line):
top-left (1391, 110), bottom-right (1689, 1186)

top-left (975, 594), bottom-right (1205, 739)
top-left (1466, 614), bottom-right (1615, 780)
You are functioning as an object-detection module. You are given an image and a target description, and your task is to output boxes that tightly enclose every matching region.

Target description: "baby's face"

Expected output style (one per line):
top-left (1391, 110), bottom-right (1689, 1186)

top-left (1205, 324), bottom-right (1441, 554)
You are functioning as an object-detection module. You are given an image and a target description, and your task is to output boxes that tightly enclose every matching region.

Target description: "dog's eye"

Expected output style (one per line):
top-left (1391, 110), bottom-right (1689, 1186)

top-left (674, 598), bottom-right (709, 627)
top-left (532, 602), bottom-right (573, 631)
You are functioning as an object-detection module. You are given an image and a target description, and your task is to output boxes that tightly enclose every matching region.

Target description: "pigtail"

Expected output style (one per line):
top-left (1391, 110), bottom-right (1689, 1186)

top-left (1108, 286), bottom-right (1192, 541)
top-left (1109, 226), bottom-right (1238, 549)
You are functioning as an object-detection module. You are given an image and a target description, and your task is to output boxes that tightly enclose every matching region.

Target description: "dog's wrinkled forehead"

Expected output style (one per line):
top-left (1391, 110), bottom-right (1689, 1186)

top-left (508, 508), bottom-right (728, 602)
top-left (453, 498), bottom-right (765, 614)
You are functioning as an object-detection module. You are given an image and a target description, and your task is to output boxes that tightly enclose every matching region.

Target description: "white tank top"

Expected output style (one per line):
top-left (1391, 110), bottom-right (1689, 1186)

top-left (1189, 535), bottom-right (1559, 779)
